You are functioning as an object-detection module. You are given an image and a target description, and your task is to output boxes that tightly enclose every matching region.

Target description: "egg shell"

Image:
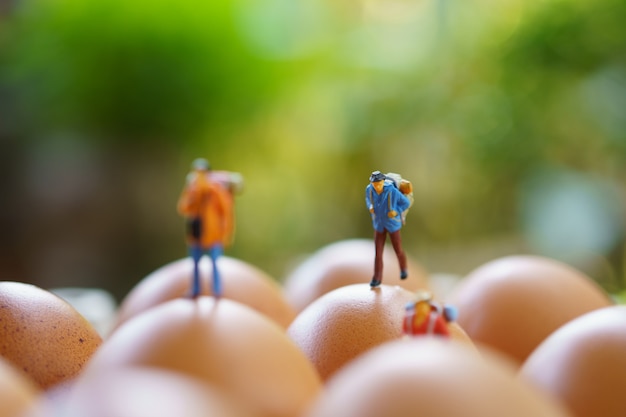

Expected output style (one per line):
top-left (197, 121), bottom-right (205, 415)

top-left (0, 281), bottom-right (103, 390)
top-left (25, 367), bottom-right (258, 417)
top-left (283, 239), bottom-right (430, 313)
top-left (287, 284), bottom-right (472, 382)
top-left (0, 356), bottom-right (39, 417)
top-left (444, 321), bottom-right (475, 346)
top-left (520, 305), bottom-right (626, 417)
top-left (114, 256), bottom-right (296, 330)
top-left (447, 255), bottom-right (613, 365)
top-left (86, 296), bottom-right (321, 417)
top-left (305, 338), bottom-right (572, 417)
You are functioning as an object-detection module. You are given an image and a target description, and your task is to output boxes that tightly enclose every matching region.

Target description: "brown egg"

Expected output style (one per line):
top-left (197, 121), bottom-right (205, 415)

top-left (520, 306), bottom-right (626, 417)
top-left (287, 284), bottom-right (471, 382)
top-left (305, 339), bottom-right (572, 417)
top-left (283, 239), bottom-right (430, 313)
top-left (20, 380), bottom-right (74, 417)
top-left (26, 367), bottom-right (258, 417)
top-left (0, 356), bottom-right (39, 417)
top-left (0, 281), bottom-right (102, 389)
top-left (86, 297), bottom-right (321, 417)
top-left (446, 321), bottom-right (475, 347)
top-left (447, 255), bottom-right (613, 366)
top-left (114, 256), bottom-right (296, 330)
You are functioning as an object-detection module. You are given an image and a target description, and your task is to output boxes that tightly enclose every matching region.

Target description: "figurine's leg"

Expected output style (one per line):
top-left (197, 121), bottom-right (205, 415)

top-left (189, 245), bottom-right (203, 298)
top-left (389, 230), bottom-right (408, 279)
top-left (209, 245), bottom-right (224, 298)
top-left (371, 230), bottom-right (386, 287)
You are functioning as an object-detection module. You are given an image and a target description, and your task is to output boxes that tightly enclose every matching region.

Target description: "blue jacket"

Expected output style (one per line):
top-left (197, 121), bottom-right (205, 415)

top-left (365, 180), bottom-right (411, 233)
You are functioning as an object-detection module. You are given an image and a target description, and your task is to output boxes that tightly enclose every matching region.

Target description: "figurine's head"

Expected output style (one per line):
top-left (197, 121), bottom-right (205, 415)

top-left (191, 158), bottom-right (211, 172)
top-left (369, 171), bottom-right (386, 183)
top-left (369, 171), bottom-right (386, 194)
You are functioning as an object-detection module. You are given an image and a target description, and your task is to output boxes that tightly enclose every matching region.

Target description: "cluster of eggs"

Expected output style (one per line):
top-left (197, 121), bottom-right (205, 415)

top-left (0, 238), bottom-right (623, 417)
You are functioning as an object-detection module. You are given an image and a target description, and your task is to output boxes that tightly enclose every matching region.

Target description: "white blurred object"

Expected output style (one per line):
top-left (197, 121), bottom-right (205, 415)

top-left (429, 272), bottom-right (463, 301)
top-left (51, 287), bottom-right (117, 338)
top-left (520, 168), bottom-right (624, 262)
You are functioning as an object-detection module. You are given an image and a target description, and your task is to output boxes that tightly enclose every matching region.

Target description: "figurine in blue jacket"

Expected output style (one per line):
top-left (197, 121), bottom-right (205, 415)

top-left (365, 170), bottom-right (412, 288)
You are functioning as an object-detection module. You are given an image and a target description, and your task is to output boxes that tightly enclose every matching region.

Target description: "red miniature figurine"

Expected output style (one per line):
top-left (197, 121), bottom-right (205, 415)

top-left (365, 171), bottom-right (413, 287)
top-left (177, 158), bottom-right (242, 298)
top-left (403, 291), bottom-right (457, 337)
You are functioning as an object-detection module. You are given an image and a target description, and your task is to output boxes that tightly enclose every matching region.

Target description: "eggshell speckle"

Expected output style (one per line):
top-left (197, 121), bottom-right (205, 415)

top-left (283, 239), bottom-right (430, 313)
top-left (447, 255), bottom-right (612, 365)
top-left (0, 281), bottom-right (103, 389)
top-left (87, 297), bottom-right (321, 417)
top-left (305, 339), bottom-right (572, 417)
top-left (520, 305), bottom-right (626, 417)
top-left (114, 256), bottom-right (296, 330)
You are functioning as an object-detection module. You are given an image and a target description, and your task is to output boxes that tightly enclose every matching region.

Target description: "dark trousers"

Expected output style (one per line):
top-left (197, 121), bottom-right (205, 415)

top-left (373, 229), bottom-right (407, 281)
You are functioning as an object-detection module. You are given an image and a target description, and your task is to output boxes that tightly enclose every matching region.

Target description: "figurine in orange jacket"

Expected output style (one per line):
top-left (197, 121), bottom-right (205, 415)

top-left (177, 158), bottom-right (242, 298)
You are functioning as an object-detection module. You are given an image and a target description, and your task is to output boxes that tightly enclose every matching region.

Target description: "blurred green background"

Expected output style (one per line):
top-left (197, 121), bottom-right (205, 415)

top-left (1, 0), bottom-right (625, 302)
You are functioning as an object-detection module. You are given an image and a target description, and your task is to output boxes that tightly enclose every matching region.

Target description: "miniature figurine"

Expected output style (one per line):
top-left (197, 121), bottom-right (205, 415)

top-left (403, 291), bottom-right (457, 337)
top-left (365, 170), bottom-right (413, 287)
top-left (177, 158), bottom-right (243, 298)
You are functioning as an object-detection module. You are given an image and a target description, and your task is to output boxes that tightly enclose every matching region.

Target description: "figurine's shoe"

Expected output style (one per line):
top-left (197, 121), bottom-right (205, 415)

top-left (400, 270), bottom-right (408, 280)
top-left (370, 277), bottom-right (382, 288)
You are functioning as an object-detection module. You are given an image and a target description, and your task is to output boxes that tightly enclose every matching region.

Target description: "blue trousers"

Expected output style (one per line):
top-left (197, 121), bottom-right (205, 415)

top-left (189, 244), bottom-right (224, 298)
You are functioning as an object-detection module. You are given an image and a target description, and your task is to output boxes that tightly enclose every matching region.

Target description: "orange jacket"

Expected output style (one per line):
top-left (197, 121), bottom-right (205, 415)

top-left (177, 171), bottom-right (234, 248)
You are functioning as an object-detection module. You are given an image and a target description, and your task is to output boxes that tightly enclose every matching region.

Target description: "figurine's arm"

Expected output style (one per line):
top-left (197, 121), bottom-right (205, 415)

top-left (365, 185), bottom-right (374, 213)
top-left (387, 187), bottom-right (410, 218)
top-left (178, 172), bottom-right (200, 217)
top-left (395, 188), bottom-right (411, 214)
top-left (213, 184), bottom-right (235, 246)
top-left (177, 185), bottom-right (200, 217)
top-left (223, 193), bottom-right (235, 246)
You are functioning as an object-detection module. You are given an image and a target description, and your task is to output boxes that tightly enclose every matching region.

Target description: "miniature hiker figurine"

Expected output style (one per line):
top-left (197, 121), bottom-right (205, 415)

top-left (403, 291), bottom-right (457, 337)
top-left (365, 171), bottom-right (413, 288)
top-left (177, 158), bottom-right (243, 298)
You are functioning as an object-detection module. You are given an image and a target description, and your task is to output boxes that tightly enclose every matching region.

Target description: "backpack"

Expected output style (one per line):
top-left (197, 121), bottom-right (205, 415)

top-left (385, 172), bottom-right (414, 208)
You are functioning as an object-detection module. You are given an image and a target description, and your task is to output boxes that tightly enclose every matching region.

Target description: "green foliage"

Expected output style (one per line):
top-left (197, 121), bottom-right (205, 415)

top-left (502, 0), bottom-right (626, 76)
top-left (4, 0), bottom-right (293, 143)
top-left (494, 0), bottom-right (626, 162)
top-left (440, 0), bottom-right (626, 184)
